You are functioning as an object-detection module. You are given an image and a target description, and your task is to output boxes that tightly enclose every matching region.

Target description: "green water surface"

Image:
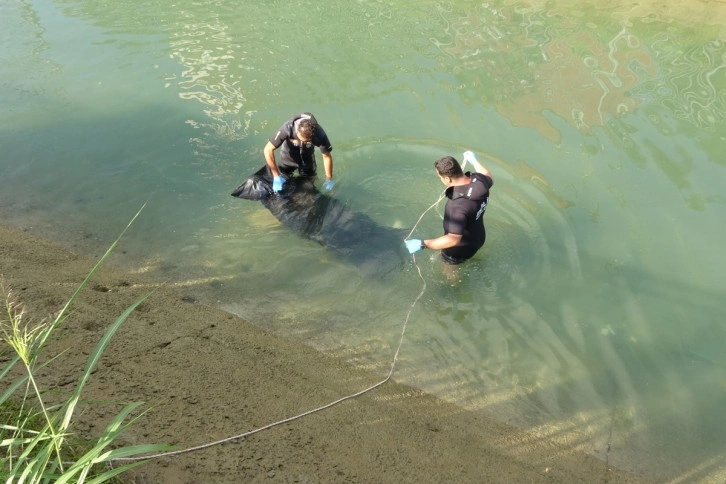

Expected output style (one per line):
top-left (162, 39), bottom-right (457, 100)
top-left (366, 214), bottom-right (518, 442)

top-left (1, 1), bottom-right (725, 480)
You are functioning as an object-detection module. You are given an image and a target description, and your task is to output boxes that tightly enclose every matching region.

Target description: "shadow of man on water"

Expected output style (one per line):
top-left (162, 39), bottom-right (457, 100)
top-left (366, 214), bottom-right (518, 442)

top-left (232, 166), bottom-right (408, 278)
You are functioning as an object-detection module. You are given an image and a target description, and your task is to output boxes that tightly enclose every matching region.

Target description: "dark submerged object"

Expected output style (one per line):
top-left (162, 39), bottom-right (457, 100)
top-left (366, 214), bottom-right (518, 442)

top-left (231, 166), bottom-right (407, 277)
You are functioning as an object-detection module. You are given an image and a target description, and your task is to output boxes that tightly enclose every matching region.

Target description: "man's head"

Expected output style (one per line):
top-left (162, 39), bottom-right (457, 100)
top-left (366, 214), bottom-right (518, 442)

top-left (434, 156), bottom-right (464, 184)
top-left (296, 119), bottom-right (316, 142)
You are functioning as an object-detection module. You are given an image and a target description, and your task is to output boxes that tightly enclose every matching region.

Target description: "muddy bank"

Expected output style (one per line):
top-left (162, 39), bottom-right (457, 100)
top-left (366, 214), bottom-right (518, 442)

top-left (0, 223), bottom-right (652, 483)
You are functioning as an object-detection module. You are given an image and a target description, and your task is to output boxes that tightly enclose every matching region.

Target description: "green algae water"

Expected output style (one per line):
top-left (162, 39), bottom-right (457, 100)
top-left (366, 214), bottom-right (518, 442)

top-left (1, 1), bottom-right (725, 480)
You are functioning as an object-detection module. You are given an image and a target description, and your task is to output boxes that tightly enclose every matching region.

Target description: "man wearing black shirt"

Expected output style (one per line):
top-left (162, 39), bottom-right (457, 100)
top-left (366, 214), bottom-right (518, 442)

top-left (405, 151), bottom-right (493, 264)
top-left (263, 112), bottom-right (335, 192)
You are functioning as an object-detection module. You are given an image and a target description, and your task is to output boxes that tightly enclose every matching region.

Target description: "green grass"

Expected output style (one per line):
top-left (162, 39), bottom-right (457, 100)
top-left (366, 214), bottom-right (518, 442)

top-left (0, 206), bottom-right (169, 483)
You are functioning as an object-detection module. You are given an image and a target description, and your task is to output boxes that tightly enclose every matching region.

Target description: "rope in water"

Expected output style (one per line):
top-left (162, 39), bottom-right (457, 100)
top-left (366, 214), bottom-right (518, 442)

top-left (112, 192), bottom-right (447, 464)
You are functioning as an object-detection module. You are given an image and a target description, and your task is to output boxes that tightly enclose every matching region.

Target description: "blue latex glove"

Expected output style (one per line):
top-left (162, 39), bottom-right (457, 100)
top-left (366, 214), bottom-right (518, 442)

top-left (272, 176), bottom-right (285, 193)
top-left (462, 150), bottom-right (477, 168)
top-left (323, 179), bottom-right (335, 191)
top-left (405, 239), bottom-right (424, 254)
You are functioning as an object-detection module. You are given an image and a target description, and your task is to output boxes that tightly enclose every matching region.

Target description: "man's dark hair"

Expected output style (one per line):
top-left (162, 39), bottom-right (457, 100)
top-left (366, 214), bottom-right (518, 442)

top-left (434, 156), bottom-right (463, 177)
top-left (297, 119), bottom-right (316, 140)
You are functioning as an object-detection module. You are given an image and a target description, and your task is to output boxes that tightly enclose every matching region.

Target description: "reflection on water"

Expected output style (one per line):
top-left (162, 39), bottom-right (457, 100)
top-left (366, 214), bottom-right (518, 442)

top-left (431, 5), bottom-right (662, 144)
top-left (1, 0), bottom-right (725, 481)
top-left (169, 11), bottom-right (255, 142)
top-left (634, 37), bottom-right (725, 130)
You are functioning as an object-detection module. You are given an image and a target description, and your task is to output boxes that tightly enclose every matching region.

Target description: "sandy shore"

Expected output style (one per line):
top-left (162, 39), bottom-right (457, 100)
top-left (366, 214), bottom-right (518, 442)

top-left (0, 223), bottom-right (656, 483)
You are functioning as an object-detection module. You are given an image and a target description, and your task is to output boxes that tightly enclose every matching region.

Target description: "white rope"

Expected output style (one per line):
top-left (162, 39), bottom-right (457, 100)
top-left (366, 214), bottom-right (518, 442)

top-left (112, 192), bottom-right (446, 464)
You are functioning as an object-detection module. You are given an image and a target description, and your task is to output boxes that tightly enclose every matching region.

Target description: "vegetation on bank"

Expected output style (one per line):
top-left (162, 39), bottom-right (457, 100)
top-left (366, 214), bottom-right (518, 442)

top-left (0, 207), bottom-right (168, 483)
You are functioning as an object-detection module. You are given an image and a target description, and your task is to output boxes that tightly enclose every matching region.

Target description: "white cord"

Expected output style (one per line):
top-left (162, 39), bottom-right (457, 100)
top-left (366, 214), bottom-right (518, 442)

top-left (111, 196), bottom-right (446, 464)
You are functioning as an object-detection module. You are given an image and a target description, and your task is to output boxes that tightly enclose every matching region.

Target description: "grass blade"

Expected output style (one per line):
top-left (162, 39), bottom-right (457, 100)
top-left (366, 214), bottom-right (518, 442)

top-left (60, 294), bottom-right (151, 433)
top-left (34, 203), bottom-right (146, 354)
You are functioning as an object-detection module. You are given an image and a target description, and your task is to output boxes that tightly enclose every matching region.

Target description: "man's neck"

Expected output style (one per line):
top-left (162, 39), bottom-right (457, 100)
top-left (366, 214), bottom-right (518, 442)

top-left (449, 174), bottom-right (471, 187)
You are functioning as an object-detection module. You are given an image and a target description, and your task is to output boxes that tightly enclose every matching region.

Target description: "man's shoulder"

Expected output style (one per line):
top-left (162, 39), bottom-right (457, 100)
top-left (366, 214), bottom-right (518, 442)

top-left (270, 119), bottom-right (294, 143)
top-left (472, 172), bottom-right (493, 188)
top-left (314, 126), bottom-right (332, 151)
top-left (314, 123), bottom-right (329, 138)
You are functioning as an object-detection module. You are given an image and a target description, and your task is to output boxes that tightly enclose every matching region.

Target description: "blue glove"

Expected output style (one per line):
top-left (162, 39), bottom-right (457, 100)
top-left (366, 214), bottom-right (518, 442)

top-left (272, 176), bottom-right (285, 193)
top-left (323, 179), bottom-right (335, 191)
top-left (462, 150), bottom-right (477, 168)
top-left (405, 239), bottom-right (424, 254)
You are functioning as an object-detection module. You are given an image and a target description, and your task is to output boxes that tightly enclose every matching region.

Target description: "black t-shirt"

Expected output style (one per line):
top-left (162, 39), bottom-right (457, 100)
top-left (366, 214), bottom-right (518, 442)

top-left (269, 113), bottom-right (332, 176)
top-left (442, 172), bottom-right (493, 262)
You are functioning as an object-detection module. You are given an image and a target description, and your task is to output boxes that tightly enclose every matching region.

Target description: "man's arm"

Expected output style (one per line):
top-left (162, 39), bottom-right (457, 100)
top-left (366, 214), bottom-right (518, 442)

top-left (322, 152), bottom-right (333, 181)
top-left (264, 141), bottom-right (280, 178)
top-left (423, 233), bottom-right (463, 250)
top-left (463, 151), bottom-right (493, 181)
top-left (468, 157), bottom-right (492, 180)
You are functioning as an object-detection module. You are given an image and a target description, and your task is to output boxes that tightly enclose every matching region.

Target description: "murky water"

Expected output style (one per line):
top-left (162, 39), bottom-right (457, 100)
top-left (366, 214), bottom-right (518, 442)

top-left (2, 1), bottom-right (725, 480)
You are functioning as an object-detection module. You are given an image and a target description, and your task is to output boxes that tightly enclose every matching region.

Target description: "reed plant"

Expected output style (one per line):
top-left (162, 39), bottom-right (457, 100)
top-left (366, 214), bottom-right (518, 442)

top-left (1, 207), bottom-right (168, 483)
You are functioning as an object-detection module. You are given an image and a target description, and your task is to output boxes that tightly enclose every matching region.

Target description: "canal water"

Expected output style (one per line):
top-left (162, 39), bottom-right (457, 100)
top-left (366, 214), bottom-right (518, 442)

top-left (1, 1), bottom-right (724, 480)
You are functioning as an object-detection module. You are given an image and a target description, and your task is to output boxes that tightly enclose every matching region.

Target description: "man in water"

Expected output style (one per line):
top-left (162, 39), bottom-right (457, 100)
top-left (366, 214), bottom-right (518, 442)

top-left (263, 112), bottom-right (335, 193)
top-left (405, 151), bottom-right (493, 264)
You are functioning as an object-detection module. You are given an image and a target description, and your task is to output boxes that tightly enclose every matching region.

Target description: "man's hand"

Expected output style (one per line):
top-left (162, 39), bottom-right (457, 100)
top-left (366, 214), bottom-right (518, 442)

top-left (405, 239), bottom-right (424, 254)
top-left (273, 176), bottom-right (285, 193)
top-left (462, 150), bottom-right (477, 167)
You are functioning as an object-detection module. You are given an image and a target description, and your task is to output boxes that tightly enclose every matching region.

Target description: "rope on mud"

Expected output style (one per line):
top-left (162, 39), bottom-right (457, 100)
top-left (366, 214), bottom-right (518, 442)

top-left (111, 193), bottom-right (446, 464)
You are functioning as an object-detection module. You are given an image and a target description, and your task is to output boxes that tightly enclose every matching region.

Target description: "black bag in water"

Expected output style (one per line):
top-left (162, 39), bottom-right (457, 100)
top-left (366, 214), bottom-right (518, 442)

top-left (230, 165), bottom-right (408, 278)
top-left (231, 166), bottom-right (273, 200)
